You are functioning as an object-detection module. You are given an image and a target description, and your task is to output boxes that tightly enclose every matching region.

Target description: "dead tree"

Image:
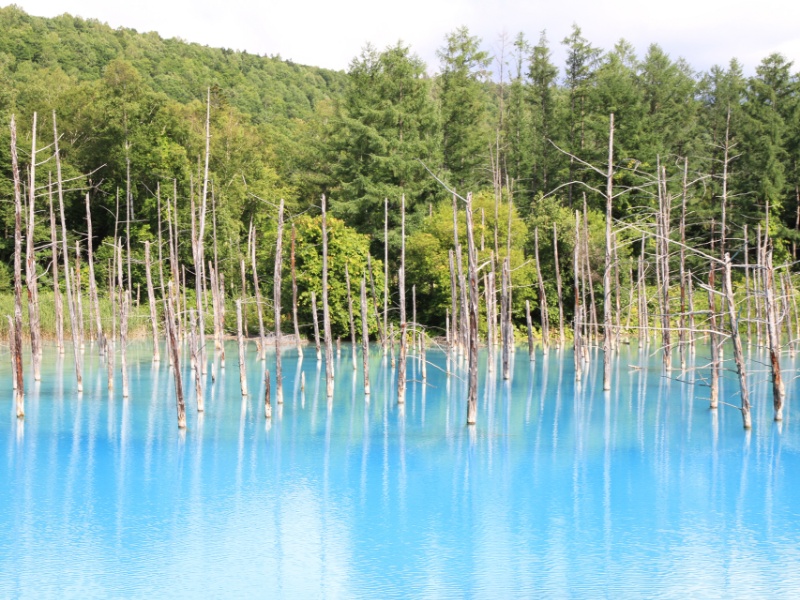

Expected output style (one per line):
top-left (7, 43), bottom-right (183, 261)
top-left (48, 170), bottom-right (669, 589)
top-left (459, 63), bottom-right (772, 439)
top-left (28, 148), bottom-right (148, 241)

top-left (145, 241), bottom-right (160, 361)
top-left (274, 198), bottom-right (285, 404)
top-left (311, 291), bottom-right (322, 360)
top-left (601, 113), bottom-right (615, 391)
top-left (48, 178), bottom-right (65, 354)
top-left (534, 227), bottom-right (549, 351)
top-left (360, 276), bottom-right (371, 395)
top-left (166, 283), bottom-right (186, 428)
top-left (764, 247), bottom-right (785, 419)
top-left (723, 253), bottom-right (751, 428)
top-left (321, 195), bottom-right (334, 399)
top-left (54, 111), bottom-right (82, 392)
top-left (345, 263), bottom-right (357, 370)
top-left (291, 224), bottom-right (303, 359)
top-left (265, 369), bottom-right (272, 419)
top-left (120, 291), bottom-right (129, 398)
top-left (398, 195), bottom-right (408, 404)
top-left (10, 115), bottom-right (25, 417)
top-left (236, 299), bottom-right (248, 397)
top-left (250, 222), bottom-right (266, 359)
top-left (25, 112), bottom-right (42, 381)
top-left (553, 223), bottom-right (566, 350)
top-left (465, 193), bottom-right (479, 425)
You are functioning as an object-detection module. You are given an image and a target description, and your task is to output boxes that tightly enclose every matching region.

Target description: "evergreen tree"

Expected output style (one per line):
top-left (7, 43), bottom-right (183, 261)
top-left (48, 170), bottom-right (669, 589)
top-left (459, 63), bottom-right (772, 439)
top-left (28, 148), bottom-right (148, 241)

top-left (438, 26), bottom-right (492, 192)
top-left (739, 54), bottom-right (796, 235)
top-left (528, 31), bottom-right (559, 197)
top-left (328, 42), bottom-right (441, 238)
top-left (561, 24), bottom-right (600, 206)
top-left (503, 33), bottom-right (532, 202)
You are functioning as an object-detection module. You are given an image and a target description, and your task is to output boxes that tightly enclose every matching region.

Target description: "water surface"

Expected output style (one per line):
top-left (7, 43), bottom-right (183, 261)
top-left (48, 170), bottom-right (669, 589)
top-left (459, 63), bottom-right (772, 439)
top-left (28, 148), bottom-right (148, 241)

top-left (2, 342), bottom-right (799, 598)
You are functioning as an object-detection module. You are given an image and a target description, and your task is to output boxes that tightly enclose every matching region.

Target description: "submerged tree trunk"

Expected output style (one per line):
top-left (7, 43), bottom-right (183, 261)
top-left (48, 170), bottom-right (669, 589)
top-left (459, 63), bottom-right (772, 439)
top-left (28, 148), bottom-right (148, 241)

top-left (54, 111), bottom-right (82, 393)
top-left (398, 195), bottom-right (408, 404)
top-left (345, 264), bottom-right (357, 370)
top-left (764, 248), bottom-right (785, 420)
top-left (322, 195), bottom-right (334, 399)
top-left (553, 223), bottom-right (566, 350)
top-left (602, 113), bottom-right (614, 392)
top-left (237, 299), bottom-right (248, 397)
top-left (25, 112), bottom-right (42, 382)
top-left (723, 253), bottom-right (751, 428)
top-left (534, 227), bottom-right (549, 351)
top-left (274, 198), bottom-right (284, 404)
top-left (465, 193), bottom-right (479, 425)
top-left (48, 178), bottom-right (65, 355)
top-left (360, 276), bottom-right (371, 395)
top-left (166, 283), bottom-right (186, 428)
top-left (10, 115), bottom-right (25, 417)
top-left (145, 241), bottom-right (160, 361)
top-left (291, 224), bottom-right (303, 359)
top-left (311, 291), bottom-right (322, 361)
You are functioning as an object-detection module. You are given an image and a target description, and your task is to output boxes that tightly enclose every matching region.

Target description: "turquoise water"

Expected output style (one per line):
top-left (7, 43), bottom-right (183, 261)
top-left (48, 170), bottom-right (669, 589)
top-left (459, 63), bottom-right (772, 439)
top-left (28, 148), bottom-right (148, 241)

top-left (2, 341), bottom-right (800, 598)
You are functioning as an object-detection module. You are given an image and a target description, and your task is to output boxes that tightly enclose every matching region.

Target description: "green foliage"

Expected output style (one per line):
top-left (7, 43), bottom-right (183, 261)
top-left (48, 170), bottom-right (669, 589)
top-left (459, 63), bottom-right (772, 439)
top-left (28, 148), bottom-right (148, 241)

top-left (328, 42), bottom-right (441, 238)
top-left (438, 27), bottom-right (492, 191)
top-left (292, 214), bottom-right (384, 338)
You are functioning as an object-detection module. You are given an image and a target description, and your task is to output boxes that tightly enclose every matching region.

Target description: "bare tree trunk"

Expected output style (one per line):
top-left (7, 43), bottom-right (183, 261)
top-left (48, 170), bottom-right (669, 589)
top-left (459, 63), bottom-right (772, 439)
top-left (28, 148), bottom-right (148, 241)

top-left (166, 283), bottom-right (186, 428)
top-left (602, 113), bottom-right (614, 391)
top-left (486, 271), bottom-right (495, 373)
top-left (120, 291), bottom-right (129, 398)
top-left (465, 193), bottom-right (479, 425)
top-left (322, 195), bottom-right (334, 399)
top-left (250, 222), bottom-right (266, 359)
top-left (190, 309), bottom-right (204, 411)
top-left (274, 199), bottom-right (284, 403)
top-left (75, 241), bottom-right (85, 350)
top-left (25, 112), bottom-right (42, 382)
top-left (679, 158), bottom-right (688, 367)
top-left (449, 249), bottom-right (458, 357)
top-left (764, 248), bottom-right (785, 419)
top-left (367, 254), bottom-right (383, 349)
top-left (708, 264), bottom-right (719, 410)
top-left (553, 223), bottom-right (566, 350)
top-left (501, 258), bottom-right (511, 380)
top-left (85, 193), bottom-right (103, 355)
top-left (236, 299), bottom-right (248, 397)
top-left (145, 241), bottom-right (160, 361)
top-left (574, 210), bottom-right (583, 381)
top-left (194, 88), bottom-right (211, 374)
top-left (398, 195), bottom-right (407, 404)
top-left (755, 225), bottom-right (763, 347)
top-left (8, 316), bottom-right (17, 392)
top-left (311, 291), bottom-right (322, 361)
top-left (10, 116), bottom-right (25, 416)
top-left (360, 276), bottom-right (371, 395)
top-left (48, 177), bottom-right (65, 354)
top-left (454, 193), bottom-right (467, 355)
top-left (345, 263), bottom-right (357, 370)
top-left (687, 271), bottom-right (696, 354)
top-left (657, 163), bottom-right (672, 372)
top-left (582, 195), bottom-right (599, 342)
top-left (291, 224), bottom-right (303, 358)
top-left (383, 197), bottom-right (389, 355)
top-left (54, 112), bottom-right (82, 392)
top-left (723, 253), bottom-right (751, 428)
top-left (412, 284), bottom-right (417, 354)
top-left (534, 227), bottom-right (549, 351)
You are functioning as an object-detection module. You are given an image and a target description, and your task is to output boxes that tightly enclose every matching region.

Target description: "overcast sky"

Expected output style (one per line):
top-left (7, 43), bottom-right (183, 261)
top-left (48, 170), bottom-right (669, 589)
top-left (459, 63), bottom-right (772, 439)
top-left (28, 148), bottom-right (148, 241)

top-left (7, 0), bottom-right (800, 77)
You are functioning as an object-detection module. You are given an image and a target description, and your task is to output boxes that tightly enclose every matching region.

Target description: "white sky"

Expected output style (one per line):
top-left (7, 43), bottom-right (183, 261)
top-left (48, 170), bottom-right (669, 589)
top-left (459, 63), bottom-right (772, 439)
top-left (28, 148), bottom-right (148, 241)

top-left (6, 0), bottom-right (800, 77)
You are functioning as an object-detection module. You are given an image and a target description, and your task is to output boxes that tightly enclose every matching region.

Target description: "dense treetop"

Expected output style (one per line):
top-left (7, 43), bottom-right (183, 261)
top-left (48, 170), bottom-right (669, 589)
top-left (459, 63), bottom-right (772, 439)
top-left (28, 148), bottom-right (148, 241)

top-left (2, 5), bottom-right (799, 335)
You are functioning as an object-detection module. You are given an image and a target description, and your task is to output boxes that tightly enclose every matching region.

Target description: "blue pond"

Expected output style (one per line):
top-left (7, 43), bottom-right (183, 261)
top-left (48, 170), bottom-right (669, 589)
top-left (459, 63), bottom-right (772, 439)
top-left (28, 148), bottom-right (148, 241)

top-left (2, 342), bottom-right (800, 598)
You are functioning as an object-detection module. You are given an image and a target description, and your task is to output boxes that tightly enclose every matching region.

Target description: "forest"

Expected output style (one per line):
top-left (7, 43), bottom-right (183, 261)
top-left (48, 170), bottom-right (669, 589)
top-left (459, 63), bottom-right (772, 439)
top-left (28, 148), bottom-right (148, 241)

top-left (1, 4), bottom-right (799, 355)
